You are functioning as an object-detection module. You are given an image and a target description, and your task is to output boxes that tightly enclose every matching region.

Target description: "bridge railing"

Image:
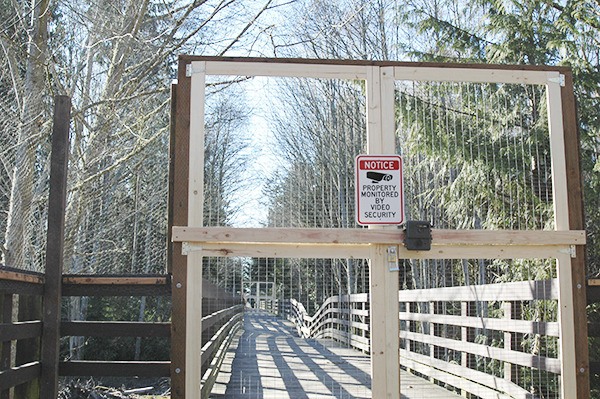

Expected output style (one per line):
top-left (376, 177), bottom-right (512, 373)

top-left (0, 267), bottom-right (44, 399)
top-left (286, 294), bottom-right (370, 353)
top-left (284, 277), bottom-right (560, 399)
top-left (0, 266), bottom-right (243, 399)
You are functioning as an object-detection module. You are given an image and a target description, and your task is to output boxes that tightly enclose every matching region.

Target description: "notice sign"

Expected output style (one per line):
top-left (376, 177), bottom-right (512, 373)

top-left (355, 155), bottom-right (404, 225)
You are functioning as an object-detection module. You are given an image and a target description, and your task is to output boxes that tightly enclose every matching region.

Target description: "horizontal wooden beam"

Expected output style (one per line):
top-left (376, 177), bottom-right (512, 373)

top-left (198, 243), bottom-right (371, 259)
top-left (60, 321), bottom-right (170, 337)
top-left (173, 227), bottom-right (585, 246)
top-left (399, 312), bottom-right (559, 336)
top-left (202, 305), bottom-right (243, 332)
top-left (0, 321), bottom-right (42, 341)
top-left (200, 60), bottom-right (368, 79)
top-left (398, 279), bottom-right (558, 302)
top-left (59, 361), bottom-right (170, 377)
top-left (181, 55), bottom-right (572, 74)
top-left (394, 66), bottom-right (553, 85)
top-left (62, 275), bottom-right (169, 285)
top-left (400, 350), bottom-right (531, 399)
top-left (401, 330), bottom-right (561, 373)
top-left (0, 362), bottom-right (41, 390)
top-left (0, 268), bottom-right (44, 284)
top-left (184, 242), bottom-right (573, 260)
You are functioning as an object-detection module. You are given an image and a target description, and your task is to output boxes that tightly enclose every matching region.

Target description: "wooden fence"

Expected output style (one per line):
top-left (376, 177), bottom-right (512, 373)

top-left (0, 95), bottom-right (244, 399)
top-left (285, 278), bottom-right (564, 399)
top-left (0, 267), bottom-right (44, 399)
top-left (586, 280), bottom-right (600, 379)
top-left (0, 267), bottom-right (243, 398)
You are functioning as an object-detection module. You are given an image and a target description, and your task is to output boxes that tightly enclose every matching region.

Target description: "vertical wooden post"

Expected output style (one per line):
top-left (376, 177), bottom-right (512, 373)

top-left (186, 61), bottom-right (206, 399)
top-left (405, 301), bottom-right (412, 374)
top-left (1, 293), bottom-right (13, 399)
top-left (40, 95), bottom-right (71, 399)
top-left (560, 70), bottom-right (590, 399)
top-left (429, 301), bottom-right (435, 383)
top-left (547, 71), bottom-right (582, 399)
top-left (171, 58), bottom-right (191, 399)
top-left (367, 66), bottom-right (400, 399)
top-left (502, 302), bottom-right (514, 382)
top-left (168, 83), bottom-right (177, 275)
top-left (460, 301), bottom-right (468, 398)
top-left (15, 295), bottom-right (42, 399)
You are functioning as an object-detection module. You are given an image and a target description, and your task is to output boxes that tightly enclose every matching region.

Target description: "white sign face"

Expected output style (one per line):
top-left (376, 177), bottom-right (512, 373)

top-left (355, 155), bottom-right (404, 225)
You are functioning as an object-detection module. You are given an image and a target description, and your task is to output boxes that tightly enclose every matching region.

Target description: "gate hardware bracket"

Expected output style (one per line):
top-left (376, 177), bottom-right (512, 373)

top-left (558, 245), bottom-right (577, 258)
top-left (182, 242), bottom-right (203, 255)
top-left (548, 74), bottom-right (565, 87)
top-left (404, 221), bottom-right (432, 251)
top-left (185, 62), bottom-right (206, 77)
top-left (387, 246), bottom-right (399, 271)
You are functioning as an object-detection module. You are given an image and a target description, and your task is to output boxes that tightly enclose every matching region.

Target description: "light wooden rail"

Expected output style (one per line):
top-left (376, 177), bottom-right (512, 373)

top-left (284, 279), bottom-right (561, 399)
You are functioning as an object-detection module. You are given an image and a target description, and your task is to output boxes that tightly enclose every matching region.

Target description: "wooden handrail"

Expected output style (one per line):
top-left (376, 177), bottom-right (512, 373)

top-left (285, 277), bottom-right (561, 398)
top-left (0, 268), bottom-right (44, 284)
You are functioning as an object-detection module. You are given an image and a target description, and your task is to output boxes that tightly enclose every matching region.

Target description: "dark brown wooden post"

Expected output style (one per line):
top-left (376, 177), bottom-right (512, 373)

top-left (14, 294), bottom-right (42, 399)
top-left (39, 95), bottom-right (71, 399)
top-left (0, 293), bottom-right (13, 399)
top-left (170, 57), bottom-right (191, 399)
top-left (560, 69), bottom-right (590, 399)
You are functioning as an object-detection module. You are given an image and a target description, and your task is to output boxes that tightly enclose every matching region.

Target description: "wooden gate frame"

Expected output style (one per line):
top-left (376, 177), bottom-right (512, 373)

top-left (169, 56), bottom-right (589, 399)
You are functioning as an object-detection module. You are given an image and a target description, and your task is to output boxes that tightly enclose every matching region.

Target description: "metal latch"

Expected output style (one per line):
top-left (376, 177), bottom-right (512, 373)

top-left (387, 246), bottom-right (399, 271)
top-left (404, 221), bottom-right (432, 251)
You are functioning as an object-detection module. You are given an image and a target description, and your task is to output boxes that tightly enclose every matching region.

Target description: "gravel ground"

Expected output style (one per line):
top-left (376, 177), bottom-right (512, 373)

top-left (58, 379), bottom-right (170, 399)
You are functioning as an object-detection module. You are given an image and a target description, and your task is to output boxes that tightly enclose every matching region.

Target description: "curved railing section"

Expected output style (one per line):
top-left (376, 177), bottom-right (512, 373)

top-left (286, 294), bottom-right (370, 353)
top-left (284, 278), bottom-right (561, 399)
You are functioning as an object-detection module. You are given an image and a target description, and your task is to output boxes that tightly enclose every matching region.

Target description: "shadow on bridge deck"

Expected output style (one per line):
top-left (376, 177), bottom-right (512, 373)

top-left (209, 310), bottom-right (460, 399)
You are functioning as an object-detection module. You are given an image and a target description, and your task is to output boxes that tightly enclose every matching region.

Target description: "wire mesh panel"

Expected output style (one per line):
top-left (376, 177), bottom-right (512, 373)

top-left (399, 258), bottom-right (560, 398)
top-left (0, 96), bottom-right (52, 272)
top-left (203, 75), bottom-right (366, 230)
top-left (181, 60), bottom-right (579, 399)
top-left (396, 80), bottom-right (554, 230)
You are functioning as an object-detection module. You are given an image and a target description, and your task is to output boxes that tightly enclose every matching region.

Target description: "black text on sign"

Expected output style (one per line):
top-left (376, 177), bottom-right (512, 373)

top-left (355, 155), bottom-right (404, 225)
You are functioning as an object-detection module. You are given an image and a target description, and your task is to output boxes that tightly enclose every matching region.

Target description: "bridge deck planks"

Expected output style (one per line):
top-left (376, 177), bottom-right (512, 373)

top-left (209, 311), bottom-right (461, 399)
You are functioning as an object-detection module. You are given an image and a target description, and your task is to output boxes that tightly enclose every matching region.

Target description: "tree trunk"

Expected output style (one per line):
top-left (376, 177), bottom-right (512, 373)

top-left (3, 0), bottom-right (50, 270)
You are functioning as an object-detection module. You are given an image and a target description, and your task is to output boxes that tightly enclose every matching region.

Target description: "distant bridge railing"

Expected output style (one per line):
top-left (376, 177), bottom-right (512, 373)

top-left (283, 278), bottom-right (561, 399)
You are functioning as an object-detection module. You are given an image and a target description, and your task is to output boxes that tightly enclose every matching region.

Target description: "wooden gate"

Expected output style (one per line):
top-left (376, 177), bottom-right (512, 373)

top-left (169, 57), bottom-right (588, 399)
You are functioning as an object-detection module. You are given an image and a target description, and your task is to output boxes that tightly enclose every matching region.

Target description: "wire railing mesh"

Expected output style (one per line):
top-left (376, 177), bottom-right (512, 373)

top-left (198, 72), bottom-right (564, 397)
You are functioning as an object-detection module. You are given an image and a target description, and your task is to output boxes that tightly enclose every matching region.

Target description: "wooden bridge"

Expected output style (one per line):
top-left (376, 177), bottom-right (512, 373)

top-left (2, 264), bottom-right (599, 399)
top-left (210, 310), bottom-right (461, 399)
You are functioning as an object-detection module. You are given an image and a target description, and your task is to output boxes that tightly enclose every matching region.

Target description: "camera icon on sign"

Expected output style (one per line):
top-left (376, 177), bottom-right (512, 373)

top-left (367, 172), bottom-right (392, 183)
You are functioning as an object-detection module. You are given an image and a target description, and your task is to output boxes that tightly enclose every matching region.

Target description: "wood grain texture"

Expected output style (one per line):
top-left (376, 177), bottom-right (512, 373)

top-left (41, 95), bottom-right (71, 399)
top-left (61, 276), bottom-right (169, 285)
top-left (170, 58), bottom-right (190, 399)
top-left (179, 55), bottom-right (573, 73)
top-left (561, 70), bottom-right (590, 399)
top-left (173, 226), bottom-right (585, 245)
top-left (0, 269), bottom-right (44, 284)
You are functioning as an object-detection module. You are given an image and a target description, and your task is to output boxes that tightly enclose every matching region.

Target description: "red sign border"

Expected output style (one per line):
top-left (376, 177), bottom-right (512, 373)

top-left (355, 154), bottom-right (404, 226)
